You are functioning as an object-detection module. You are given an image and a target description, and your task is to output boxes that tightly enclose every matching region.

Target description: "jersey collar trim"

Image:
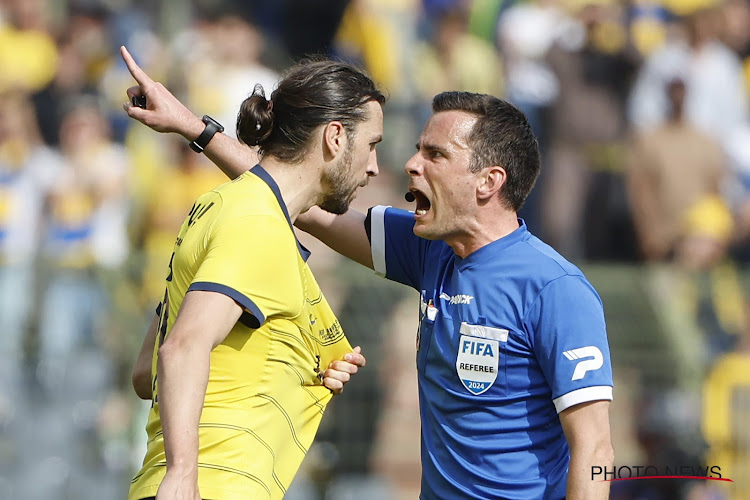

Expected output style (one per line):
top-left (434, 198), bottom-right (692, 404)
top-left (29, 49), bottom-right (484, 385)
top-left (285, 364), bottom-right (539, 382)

top-left (250, 164), bottom-right (312, 262)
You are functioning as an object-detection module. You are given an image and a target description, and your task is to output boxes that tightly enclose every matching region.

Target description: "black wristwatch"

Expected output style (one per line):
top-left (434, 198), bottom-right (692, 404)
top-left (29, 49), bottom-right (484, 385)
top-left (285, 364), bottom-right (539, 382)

top-left (189, 115), bottom-right (224, 153)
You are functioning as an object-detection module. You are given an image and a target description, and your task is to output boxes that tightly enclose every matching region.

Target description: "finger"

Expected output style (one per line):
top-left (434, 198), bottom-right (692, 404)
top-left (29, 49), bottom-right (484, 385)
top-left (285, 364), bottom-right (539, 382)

top-left (126, 85), bottom-right (143, 100)
top-left (327, 360), bottom-right (358, 374)
top-left (343, 352), bottom-right (366, 367)
top-left (324, 368), bottom-right (352, 382)
top-left (120, 46), bottom-right (154, 86)
top-left (323, 377), bottom-right (344, 394)
top-left (123, 102), bottom-right (149, 123)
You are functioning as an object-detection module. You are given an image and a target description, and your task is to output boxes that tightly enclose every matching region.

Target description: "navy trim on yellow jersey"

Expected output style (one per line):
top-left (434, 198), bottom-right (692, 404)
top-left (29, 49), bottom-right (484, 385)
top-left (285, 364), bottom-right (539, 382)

top-left (188, 281), bottom-right (263, 328)
top-left (250, 165), bottom-right (311, 262)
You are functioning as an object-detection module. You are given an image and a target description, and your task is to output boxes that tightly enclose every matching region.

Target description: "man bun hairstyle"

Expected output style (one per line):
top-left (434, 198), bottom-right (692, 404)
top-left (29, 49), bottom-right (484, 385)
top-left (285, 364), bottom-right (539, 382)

top-left (432, 91), bottom-right (541, 212)
top-left (237, 56), bottom-right (386, 163)
top-left (236, 84), bottom-right (275, 147)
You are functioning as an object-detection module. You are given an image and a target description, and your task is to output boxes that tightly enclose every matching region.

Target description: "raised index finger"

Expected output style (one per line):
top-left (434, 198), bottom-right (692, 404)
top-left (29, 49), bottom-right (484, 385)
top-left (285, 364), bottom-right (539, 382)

top-left (120, 46), bottom-right (154, 86)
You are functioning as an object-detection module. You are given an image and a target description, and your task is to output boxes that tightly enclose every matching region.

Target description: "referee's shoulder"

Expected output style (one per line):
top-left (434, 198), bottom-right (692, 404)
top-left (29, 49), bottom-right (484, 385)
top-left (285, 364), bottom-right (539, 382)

top-left (522, 236), bottom-right (588, 283)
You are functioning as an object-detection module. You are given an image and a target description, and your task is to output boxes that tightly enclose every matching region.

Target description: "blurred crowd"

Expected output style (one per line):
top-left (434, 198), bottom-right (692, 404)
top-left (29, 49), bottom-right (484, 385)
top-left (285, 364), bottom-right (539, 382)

top-left (1, 0), bottom-right (750, 498)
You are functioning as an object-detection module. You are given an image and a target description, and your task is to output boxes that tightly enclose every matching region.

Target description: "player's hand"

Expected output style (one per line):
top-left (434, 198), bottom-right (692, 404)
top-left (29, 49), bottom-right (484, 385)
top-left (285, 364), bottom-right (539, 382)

top-left (120, 46), bottom-right (204, 139)
top-left (155, 469), bottom-right (201, 500)
top-left (321, 346), bottom-right (366, 395)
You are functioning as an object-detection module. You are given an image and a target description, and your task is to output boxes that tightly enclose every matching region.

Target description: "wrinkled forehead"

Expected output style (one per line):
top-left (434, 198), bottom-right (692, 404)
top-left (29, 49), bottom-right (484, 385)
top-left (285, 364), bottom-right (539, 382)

top-left (421, 110), bottom-right (478, 149)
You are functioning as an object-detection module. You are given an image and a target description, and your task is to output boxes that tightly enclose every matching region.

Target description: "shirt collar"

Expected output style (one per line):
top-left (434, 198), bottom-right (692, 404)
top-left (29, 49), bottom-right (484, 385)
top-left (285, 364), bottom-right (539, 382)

top-left (250, 164), bottom-right (311, 262)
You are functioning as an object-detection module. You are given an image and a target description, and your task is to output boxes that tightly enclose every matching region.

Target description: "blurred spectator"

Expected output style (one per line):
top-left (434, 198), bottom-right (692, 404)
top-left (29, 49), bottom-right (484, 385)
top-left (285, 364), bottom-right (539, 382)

top-left (335, 0), bottom-right (416, 99)
top-left (0, 90), bottom-right (63, 478)
top-left (628, 7), bottom-right (748, 150)
top-left (32, 5), bottom-right (111, 146)
top-left (626, 78), bottom-right (729, 268)
top-left (37, 97), bottom-right (130, 372)
top-left (496, 0), bottom-right (564, 142)
top-left (9, 97), bottom-right (135, 500)
top-left (0, 0), bottom-right (58, 94)
top-left (541, 0), bottom-right (638, 260)
top-left (412, 5), bottom-right (503, 121)
top-left (627, 77), bottom-right (744, 392)
top-left (496, 0), bottom-right (569, 232)
top-left (334, 0), bottom-right (421, 174)
top-left (183, 14), bottom-right (278, 140)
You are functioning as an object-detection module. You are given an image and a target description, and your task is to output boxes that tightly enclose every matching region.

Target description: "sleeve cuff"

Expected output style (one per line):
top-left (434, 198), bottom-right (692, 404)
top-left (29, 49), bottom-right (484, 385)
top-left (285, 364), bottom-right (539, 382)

top-left (553, 386), bottom-right (613, 413)
top-left (369, 205), bottom-right (389, 277)
top-left (188, 282), bottom-right (264, 328)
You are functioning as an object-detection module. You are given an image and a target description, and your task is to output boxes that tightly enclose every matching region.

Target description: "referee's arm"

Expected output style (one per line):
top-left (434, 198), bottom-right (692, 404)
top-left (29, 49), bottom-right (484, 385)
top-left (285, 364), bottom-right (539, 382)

top-left (295, 206), bottom-right (373, 269)
top-left (560, 400), bottom-right (614, 499)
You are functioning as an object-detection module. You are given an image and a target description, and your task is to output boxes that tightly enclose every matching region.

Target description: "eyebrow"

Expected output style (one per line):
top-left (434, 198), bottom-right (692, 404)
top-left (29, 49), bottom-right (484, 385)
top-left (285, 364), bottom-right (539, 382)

top-left (416, 142), bottom-right (446, 154)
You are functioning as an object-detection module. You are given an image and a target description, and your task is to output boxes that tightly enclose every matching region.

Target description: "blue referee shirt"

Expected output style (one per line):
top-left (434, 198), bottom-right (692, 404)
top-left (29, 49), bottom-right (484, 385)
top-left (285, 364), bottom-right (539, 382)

top-left (367, 206), bottom-right (613, 500)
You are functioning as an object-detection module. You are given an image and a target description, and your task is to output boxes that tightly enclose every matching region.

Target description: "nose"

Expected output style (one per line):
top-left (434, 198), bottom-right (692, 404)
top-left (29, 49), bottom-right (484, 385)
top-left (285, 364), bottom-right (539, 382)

top-left (367, 149), bottom-right (379, 177)
top-left (405, 152), bottom-right (421, 176)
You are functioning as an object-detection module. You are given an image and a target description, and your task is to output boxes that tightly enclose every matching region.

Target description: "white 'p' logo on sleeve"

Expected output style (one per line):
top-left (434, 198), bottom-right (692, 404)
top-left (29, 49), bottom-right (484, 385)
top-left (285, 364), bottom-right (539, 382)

top-left (563, 346), bottom-right (603, 380)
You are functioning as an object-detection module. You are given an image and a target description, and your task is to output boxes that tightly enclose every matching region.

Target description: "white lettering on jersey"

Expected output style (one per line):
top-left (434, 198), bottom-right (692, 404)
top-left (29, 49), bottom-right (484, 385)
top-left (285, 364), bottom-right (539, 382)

top-left (439, 292), bottom-right (475, 305)
top-left (563, 346), bottom-right (604, 381)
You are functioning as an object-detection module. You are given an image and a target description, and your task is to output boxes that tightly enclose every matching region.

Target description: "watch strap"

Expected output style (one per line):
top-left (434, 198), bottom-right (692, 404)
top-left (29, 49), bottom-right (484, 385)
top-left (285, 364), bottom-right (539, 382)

top-left (189, 115), bottom-right (224, 153)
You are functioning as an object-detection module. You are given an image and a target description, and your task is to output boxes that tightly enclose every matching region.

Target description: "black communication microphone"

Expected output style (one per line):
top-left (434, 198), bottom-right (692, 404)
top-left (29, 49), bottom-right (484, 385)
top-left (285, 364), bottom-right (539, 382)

top-left (405, 192), bottom-right (415, 202)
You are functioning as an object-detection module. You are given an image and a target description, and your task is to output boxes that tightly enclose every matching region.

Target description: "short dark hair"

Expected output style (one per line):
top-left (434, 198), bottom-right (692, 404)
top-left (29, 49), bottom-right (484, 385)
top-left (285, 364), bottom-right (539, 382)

top-left (432, 91), bottom-right (540, 212)
top-left (237, 56), bottom-right (386, 163)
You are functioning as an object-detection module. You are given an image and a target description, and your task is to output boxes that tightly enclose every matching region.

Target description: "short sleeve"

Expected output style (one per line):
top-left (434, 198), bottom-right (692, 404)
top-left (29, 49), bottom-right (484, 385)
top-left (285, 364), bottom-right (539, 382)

top-left (525, 275), bottom-right (614, 413)
top-left (368, 206), bottom-right (429, 290)
top-left (190, 213), bottom-right (301, 328)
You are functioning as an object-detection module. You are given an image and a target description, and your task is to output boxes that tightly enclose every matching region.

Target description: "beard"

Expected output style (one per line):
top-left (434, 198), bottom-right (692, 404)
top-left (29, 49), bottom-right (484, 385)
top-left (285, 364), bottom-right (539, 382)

top-left (318, 142), bottom-right (360, 215)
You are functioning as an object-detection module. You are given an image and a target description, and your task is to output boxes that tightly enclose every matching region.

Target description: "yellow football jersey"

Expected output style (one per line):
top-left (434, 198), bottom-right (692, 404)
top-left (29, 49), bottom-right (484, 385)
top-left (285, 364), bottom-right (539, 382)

top-left (129, 166), bottom-right (353, 500)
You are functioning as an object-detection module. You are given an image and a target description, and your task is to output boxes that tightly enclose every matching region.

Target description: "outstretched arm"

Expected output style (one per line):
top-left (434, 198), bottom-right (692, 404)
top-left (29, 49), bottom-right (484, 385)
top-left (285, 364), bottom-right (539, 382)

top-left (121, 46), bottom-right (375, 270)
top-left (295, 206), bottom-right (374, 269)
top-left (120, 46), bottom-right (255, 180)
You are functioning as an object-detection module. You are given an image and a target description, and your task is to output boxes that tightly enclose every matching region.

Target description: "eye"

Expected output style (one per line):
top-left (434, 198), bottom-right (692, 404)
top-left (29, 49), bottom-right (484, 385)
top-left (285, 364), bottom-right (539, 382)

top-left (428, 150), bottom-right (444, 159)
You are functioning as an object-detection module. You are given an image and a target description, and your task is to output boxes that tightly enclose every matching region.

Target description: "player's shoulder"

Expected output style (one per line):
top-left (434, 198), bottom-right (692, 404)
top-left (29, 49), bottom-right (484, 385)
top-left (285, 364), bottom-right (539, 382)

top-left (208, 170), bottom-right (288, 221)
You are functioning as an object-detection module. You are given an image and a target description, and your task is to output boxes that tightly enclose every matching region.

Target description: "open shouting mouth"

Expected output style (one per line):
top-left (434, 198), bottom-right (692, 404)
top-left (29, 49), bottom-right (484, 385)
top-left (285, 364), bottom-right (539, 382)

top-left (409, 189), bottom-right (431, 216)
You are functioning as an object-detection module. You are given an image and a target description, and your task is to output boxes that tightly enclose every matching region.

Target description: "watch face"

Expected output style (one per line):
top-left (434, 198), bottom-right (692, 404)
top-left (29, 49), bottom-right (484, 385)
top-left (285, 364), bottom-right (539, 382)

top-left (203, 115), bottom-right (225, 133)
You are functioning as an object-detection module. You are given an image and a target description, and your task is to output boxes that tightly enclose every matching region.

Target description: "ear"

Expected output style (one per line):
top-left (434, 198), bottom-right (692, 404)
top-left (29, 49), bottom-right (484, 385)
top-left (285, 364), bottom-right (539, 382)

top-left (322, 121), bottom-right (346, 160)
top-left (477, 166), bottom-right (506, 201)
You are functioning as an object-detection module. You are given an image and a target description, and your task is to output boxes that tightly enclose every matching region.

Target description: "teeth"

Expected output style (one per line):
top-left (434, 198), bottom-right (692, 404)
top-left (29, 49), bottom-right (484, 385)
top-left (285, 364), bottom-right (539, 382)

top-left (415, 209), bottom-right (427, 215)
